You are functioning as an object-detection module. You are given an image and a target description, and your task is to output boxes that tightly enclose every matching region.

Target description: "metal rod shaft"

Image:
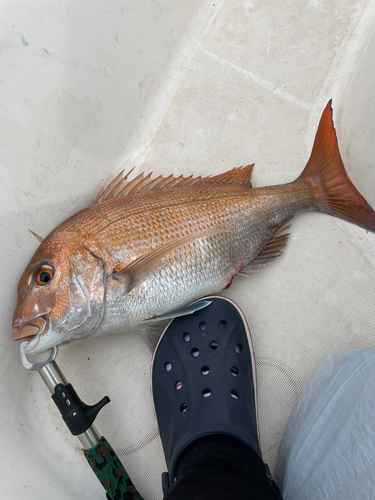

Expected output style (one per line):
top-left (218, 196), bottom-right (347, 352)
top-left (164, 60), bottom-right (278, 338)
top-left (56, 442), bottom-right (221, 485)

top-left (38, 361), bottom-right (102, 449)
top-left (77, 425), bottom-right (101, 450)
top-left (39, 360), bottom-right (68, 393)
top-left (21, 343), bottom-right (102, 451)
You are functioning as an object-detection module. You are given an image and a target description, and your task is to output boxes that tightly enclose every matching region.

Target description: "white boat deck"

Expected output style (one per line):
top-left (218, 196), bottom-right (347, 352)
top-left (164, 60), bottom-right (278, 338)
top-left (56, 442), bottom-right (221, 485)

top-left (1, 1), bottom-right (375, 498)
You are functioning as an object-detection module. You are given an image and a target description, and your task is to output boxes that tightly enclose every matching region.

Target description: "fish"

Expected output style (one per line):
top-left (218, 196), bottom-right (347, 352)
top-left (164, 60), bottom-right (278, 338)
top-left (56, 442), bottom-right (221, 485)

top-left (12, 101), bottom-right (375, 354)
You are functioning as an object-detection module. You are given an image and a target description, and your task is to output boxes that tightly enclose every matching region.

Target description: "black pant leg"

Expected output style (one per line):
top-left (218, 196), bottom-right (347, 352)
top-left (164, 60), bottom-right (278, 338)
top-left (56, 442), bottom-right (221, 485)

top-left (164, 435), bottom-right (283, 500)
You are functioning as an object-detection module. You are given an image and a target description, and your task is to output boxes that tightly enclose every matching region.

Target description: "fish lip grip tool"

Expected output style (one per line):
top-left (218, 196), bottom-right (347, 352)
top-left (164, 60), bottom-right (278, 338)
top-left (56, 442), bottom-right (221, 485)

top-left (20, 340), bottom-right (109, 445)
top-left (19, 341), bottom-right (143, 500)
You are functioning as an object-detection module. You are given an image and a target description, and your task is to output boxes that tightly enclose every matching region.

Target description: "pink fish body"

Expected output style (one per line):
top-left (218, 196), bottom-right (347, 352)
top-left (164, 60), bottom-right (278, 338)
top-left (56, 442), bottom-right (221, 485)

top-left (12, 102), bottom-right (375, 354)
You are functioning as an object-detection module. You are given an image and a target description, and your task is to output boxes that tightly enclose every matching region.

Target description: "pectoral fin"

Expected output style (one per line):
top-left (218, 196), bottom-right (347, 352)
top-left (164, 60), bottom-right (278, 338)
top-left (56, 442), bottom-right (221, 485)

top-left (110, 228), bottom-right (228, 293)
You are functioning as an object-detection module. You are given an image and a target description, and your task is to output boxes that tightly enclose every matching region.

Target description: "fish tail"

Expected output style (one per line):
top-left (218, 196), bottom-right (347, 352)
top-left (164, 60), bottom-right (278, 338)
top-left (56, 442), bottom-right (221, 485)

top-left (297, 100), bottom-right (375, 232)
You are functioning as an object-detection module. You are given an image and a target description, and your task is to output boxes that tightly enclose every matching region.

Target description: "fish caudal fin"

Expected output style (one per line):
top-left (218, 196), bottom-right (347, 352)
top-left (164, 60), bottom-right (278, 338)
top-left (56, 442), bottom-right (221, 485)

top-left (298, 100), bottom-right (375, 233)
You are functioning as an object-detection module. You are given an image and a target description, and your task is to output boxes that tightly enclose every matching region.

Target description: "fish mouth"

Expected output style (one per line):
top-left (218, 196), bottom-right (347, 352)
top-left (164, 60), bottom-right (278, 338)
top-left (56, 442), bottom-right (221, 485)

top-left (11, 316), bottom-right (48, 342)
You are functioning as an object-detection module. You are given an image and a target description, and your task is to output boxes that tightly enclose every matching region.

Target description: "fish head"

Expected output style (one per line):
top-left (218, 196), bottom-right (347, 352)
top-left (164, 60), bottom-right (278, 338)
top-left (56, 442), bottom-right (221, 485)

top-left (12, 237), bottom-right (106, 354)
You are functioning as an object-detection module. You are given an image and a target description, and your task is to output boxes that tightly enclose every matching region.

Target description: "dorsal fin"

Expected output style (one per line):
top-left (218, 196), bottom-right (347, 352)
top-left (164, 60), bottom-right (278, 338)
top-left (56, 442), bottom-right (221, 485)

top-left (90, 165), bottom-right (254, 206)
top-left (29, 229), bottom-right (44, 244)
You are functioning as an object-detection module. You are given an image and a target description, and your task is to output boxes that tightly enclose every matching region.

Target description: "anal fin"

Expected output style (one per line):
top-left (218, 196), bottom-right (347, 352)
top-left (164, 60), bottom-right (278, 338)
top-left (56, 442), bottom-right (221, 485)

top-left (239, 225), bottom-right (291, 274)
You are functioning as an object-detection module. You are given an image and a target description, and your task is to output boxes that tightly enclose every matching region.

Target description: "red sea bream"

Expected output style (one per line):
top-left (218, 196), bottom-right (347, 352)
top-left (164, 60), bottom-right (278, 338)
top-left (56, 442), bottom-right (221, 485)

top-left (12, 102), bottom-right (375, 354)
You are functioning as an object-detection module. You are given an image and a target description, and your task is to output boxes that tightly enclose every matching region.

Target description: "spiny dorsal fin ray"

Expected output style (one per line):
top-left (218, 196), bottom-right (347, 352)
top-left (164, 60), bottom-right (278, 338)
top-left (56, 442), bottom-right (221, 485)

top-left (29, 230), bottom-right (44, 244)
top-left (90, 165), bottom-right (254, 206)
top-left (239, 224), bottom-right (291, 274)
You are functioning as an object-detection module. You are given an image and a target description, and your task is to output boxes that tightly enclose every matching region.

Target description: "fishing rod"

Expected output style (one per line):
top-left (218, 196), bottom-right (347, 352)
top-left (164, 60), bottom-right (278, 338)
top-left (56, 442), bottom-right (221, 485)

top-left (20, 341), bottom-right (143, 500)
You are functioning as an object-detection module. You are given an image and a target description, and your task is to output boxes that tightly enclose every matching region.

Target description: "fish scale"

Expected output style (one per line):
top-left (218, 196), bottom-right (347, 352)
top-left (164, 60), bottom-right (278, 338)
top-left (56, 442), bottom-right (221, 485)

top-left (59, 183), bottom-right (304, 263)
top-left (94, 183), bottom-right (313, 334)
top-left (12, 102), bottom-right (375, 354)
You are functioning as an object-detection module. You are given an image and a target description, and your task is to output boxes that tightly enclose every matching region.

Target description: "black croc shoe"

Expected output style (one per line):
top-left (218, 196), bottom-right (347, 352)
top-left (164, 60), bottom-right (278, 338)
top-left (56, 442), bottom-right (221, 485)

top-left (151, 296), bottom-right (261, 493)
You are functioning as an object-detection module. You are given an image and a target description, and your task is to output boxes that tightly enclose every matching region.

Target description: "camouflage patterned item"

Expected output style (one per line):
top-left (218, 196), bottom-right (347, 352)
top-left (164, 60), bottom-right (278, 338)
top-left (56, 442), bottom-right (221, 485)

top-left (84, 437), bottom-right (143, 500)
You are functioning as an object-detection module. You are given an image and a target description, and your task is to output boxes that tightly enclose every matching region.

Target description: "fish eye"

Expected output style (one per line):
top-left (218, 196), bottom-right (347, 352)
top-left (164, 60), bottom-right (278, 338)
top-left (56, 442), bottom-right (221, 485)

top-left (34, 265), bottom-right (55, 287)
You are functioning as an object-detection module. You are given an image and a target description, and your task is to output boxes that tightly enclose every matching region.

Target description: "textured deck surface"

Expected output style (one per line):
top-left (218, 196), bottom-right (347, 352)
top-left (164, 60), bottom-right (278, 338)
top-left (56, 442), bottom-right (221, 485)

top-left (2, 1), bottom-right (375, 499)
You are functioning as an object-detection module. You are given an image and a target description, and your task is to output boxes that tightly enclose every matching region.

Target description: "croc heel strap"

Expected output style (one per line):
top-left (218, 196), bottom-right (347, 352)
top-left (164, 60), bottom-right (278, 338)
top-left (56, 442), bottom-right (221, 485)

top-left (152, 297), bottom-right (260, 492)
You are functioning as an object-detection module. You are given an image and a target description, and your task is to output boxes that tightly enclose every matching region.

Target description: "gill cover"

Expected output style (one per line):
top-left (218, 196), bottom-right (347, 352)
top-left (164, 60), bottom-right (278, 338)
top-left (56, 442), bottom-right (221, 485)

top-left (60, 249), bottom-right (106, 338)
